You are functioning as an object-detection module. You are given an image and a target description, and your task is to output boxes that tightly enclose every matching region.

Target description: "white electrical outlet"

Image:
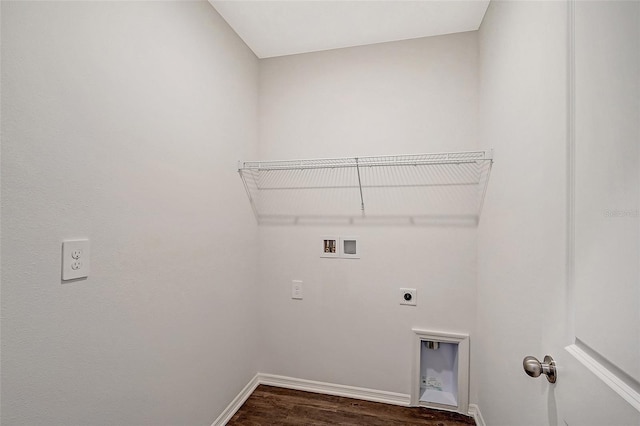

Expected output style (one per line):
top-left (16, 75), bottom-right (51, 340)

top-left (400, 288), bottom-right (417, 306)
top-left (62, 239), bottom-right (90, 281)
top-left (292, 280), bottom-right (303, 300)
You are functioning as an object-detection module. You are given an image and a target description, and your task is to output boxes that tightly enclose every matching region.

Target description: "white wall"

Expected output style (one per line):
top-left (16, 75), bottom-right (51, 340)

top-left (573, 0), bottom-right (640, 382)
top-left (257, 33), bottom-right (480, 400)
top-left (477, 3), bottom-right (640, 425)
top-left (258, 33), bottom-right (479, 160)
top-left (1, 2), bottom-right (259, 425)
top-left (476, 1), bottom-right (568, 425)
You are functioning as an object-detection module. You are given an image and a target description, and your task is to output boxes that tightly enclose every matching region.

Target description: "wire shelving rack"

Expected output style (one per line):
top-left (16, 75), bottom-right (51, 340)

top-left (238, 150), bottom-right (493, 225)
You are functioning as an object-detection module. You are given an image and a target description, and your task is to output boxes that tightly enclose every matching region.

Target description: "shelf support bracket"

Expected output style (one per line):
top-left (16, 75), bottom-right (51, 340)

top-left (355, 157), bottom-right (366, 216)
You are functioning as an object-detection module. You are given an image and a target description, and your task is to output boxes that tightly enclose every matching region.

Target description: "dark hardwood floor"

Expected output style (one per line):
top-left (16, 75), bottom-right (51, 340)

top-left (227, 385), bottom-right (476, 425)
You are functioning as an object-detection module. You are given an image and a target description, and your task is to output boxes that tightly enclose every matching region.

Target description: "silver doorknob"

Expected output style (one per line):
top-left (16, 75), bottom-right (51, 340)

top-left (523, 355), bottom-right (556, 383)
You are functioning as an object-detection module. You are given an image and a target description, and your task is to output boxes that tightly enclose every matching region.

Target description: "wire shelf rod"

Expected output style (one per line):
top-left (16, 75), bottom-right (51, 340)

top-left (237, 150), bottom-right (494, 224)
top-left (355, 157), bottom-right (365, 214)
top-left (245, 161), bottom-right (486, 172)
top-left (254, 182), bottom-right (482, 191)
top-left (239, 151), bottom-right (492, 172)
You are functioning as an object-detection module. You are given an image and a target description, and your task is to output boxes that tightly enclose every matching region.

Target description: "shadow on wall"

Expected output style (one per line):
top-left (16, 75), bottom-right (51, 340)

top-left (256, 214), bottom-right (480, 227)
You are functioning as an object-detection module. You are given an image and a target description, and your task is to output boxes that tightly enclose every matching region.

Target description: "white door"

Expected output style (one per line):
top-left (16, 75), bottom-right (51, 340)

top-left (542, 1), bottom-right (640, 424)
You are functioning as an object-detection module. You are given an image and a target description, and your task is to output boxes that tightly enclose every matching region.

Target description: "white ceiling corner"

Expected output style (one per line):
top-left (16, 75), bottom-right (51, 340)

top-left (209, 0), bottom-right (490, 59)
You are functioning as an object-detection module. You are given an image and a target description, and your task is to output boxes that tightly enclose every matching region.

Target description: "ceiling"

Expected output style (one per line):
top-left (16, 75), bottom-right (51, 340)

top-left (209, 1), bottom-right (490, 59)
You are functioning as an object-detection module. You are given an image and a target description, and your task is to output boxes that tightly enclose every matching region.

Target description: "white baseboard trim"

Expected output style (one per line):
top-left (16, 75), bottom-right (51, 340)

top-left (211, 374), bottom-right (260, 426)
top-left (213, 372), bottom-right (485, 426)
top-left (258, 373), bottom-right (411, 407)
top-left (468, 403), bottom-right (486, 426)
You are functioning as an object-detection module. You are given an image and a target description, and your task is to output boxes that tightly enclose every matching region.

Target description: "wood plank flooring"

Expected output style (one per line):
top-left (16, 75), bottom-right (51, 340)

top-left (227, 385), bottom-right (476, 425)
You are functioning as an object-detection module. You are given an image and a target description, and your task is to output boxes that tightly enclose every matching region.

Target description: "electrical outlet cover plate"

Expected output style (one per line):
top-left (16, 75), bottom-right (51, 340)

top-left (400, 288), bottom-right (417, 306)
top-left (62, 239), bottom-right (90, 280)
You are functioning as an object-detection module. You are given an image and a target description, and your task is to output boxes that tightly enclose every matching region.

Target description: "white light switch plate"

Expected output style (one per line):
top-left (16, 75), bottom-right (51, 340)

top-left (292, 280), bottom-right (303, 300)
top-left (62, 239), bottom-right (90, 280)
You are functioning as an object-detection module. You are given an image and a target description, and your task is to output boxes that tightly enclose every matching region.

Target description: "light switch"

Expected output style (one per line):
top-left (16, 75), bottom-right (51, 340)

top-left (292, 280), bottom-right (303, 300)
top-left (62, 239), bottom-right (90, 281)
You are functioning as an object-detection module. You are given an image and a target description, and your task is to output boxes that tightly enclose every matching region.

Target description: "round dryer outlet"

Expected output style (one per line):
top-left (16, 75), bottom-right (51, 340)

top-left (400, 288), bottom-right (417, 306)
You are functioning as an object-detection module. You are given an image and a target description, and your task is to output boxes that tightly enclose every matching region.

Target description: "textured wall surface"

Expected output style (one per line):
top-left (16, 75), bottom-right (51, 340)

top-left (1, 2), bottom-right (259, 425)
top-left (257, 33), bottom-right (480, 401)
top-left (476, 2), bottom-right (568, 424)
top-left (476, 2), bottom-right (640, 424)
